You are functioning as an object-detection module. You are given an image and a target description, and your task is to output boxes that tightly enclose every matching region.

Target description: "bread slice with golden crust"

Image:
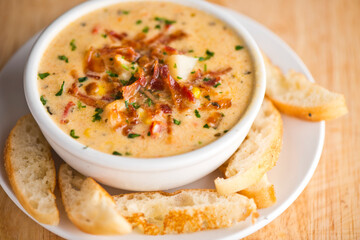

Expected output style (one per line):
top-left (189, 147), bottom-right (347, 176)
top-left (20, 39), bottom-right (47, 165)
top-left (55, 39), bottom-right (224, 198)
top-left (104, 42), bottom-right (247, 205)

top-left (264, 55), bottom-right (348, 121)
top-left (215, 98), bottom-right (283, 195)
top-left (113, 189), bottom-right (257, 235)
top-left (58, 163), bottom-right (132, 235)
top-left (239, 173), bottom-right (276, 209)
top-left (4, 114), bottom-right (59, 225)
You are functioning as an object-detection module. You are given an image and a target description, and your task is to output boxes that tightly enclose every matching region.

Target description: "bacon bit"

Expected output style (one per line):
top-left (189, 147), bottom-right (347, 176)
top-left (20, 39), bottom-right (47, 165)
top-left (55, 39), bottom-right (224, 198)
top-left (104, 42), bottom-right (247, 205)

top-left (122, 81), bottom-right (141, 100)
top-left (123, 68), bottom-right (146, 100)
top-left (60, 101), bottom-right (75, 124)
top-left (162, 65), bottom-right (194, 108)
top-left (202, 99), bottom-right (232, 110)
top-left (105, 30), bottom-right (128, 41)
top-left (160, 104), bottom-right (172, 114)
top-left (146, 30), bottom-right (187, 45)
top-left (206, 112), bottom-right (224, 129)
top-left (86, 73), bottom-right (101, 80)
top-left (163, 45), bottom-right (177, 55)
top-left (166, 115), bottom-right (172, 134)
top-left (85, 48), bottom-right (105, 73)
top-left (149, 121), bottom-right (165, 137)
top-left (92, 25), bottom-right (100, 34)
top-left (206, 67), bottom-right (232, 77)
top-left (203, 77), bottom-right (220, 87)
top-left (122, 125), bottom-right (132, 136)
top-left (149, 60), bottom-right (164, 90)
top-left (77, 92), bottom-right (107, 108)
top-left (67, 82), bottom-right (79, 95)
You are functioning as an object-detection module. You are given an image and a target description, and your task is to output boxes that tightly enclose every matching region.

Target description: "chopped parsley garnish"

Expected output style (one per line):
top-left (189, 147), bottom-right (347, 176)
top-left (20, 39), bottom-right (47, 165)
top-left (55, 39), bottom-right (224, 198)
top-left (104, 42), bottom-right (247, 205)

top-left (92, 108), bottom-right (103, 122)
top-left (106, 70), bottom-right (118, 77)
top-left (173, 119), bottom-right (181, 125)
top-left (154, 17), bottom-right (176, 25)
top-left (188, 49), bottom-right (194, 53)
top-left (235, 45), bottom-right (244, 50)
top-left (125, 152), bottom-right (131, 156)
top-left (55, 81), bottom-right (65, 96)
top-left (130, 102), bottom-right (140, 109)
top-left (112, 151), bottom-right (122, 156)
top-left (198, 49), bottom-right (214, 61)
top-left (163, 52), bottom-right (167, 55)
top-left (70, 129), bottom-right (79, 139)
top-left (213, 83), bottom-right (221, 88)
top-left (128, 133), bottom-right (141, 138)
top-left (204, 64), bottom-right (207, 72)
top-left (177, 76), bottom-right (182, 79)
top-left (204, 95), bottom-right (211, 101)
top-left (101, 33), bottom-right (107, 38)
top-left (146, 98), bottom-right (153, 106)
top-left (136, 20), bottom-right (142, 24)
top-left (122, 10), bottom-right (130, 15)
top-left (78, 76), bottom-right (88, 82)
top-left (58, 55), bottom-right (69, 63)
top-left (203, 77), bottom-right (210, 82)
top-left (198, 141), bottom-right (202, 144)
top-left (224, 130), bottom-right (229, 133)
top-left (142, 26), bottom-right (149, 33)
top-left (125, 100), bottom-right (129, 109)
top-left (155, 24), bottom-right (161, 29)
top-left (40, 95), bottom-right (47, 105)
top-left (70, 39), bottom-right (76, 51)
top-left (147, 131), bottom-right (151, 136)
top-left (38, 72), bottom-right (50, 79)
top-left (195, 109), bottom-right (201, 118)
top-left (203, 124), bottom-right (210, 128)
top-left (77, 101), bottom-right (86, 109)
top-left (121, 64), bottom-right (129, 71)
top-left (174, 63), bottom-right (177, 68)
top-left (191, 71), bottom-right (195, 74)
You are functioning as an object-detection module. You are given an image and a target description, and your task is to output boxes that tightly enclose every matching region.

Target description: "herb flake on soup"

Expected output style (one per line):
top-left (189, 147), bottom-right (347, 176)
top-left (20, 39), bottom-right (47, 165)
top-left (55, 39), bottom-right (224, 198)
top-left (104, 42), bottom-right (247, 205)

top-left (38, 2), bottom-right (254, 158)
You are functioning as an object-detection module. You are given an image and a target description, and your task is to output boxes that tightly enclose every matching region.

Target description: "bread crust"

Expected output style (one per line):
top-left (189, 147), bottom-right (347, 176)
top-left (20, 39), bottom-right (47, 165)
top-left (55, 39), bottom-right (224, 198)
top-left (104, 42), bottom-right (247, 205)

top-left (264, 55), bottom-right (348, 121)
top-left (113, 189), bottom-right (257, 235)
top-left (4, 115), bottom-right (59, 225)
top-left (58, 164), bottom-right (132, 235)
top-left (215, 99), bottom-right (283, 195)
top-left (239, 174), bottom-right (277, 209)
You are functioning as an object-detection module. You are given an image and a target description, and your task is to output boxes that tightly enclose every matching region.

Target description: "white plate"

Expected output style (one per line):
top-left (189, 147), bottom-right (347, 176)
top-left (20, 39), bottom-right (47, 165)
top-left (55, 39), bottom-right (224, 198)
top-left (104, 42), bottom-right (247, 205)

top-left (0, 5), bottom-right (324, 240)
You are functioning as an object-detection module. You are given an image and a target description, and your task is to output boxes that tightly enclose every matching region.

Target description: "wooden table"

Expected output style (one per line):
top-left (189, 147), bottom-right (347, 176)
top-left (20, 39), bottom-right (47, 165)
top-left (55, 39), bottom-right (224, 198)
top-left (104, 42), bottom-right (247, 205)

top-left (0, 0), bottom-right (359, 239)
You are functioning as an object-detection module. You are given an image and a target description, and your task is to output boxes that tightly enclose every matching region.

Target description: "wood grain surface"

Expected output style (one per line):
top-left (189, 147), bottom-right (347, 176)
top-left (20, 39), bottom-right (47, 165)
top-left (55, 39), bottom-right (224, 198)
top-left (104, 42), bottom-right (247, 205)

top-left (0, 0), bottom-right (359, 239)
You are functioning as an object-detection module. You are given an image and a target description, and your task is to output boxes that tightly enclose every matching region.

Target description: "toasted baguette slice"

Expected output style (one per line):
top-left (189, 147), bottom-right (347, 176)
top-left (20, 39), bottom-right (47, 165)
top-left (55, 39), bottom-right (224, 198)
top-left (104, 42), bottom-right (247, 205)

top-left (58, 164), bottom-right (132, 235)
top-left (264, 55), bottom-right (348, 121)
top-left (4, 114), bottom-right (59, 225)
top-left (239, 173), bottom-right (276, 209)
top-left (215, 98), bottom-right (283, 195)
top-left (113, 189), bottom-right (257, 235)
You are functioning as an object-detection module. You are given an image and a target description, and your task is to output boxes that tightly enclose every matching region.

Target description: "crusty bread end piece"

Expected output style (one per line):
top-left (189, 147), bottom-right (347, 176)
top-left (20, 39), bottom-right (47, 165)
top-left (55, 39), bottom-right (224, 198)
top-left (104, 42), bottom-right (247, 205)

top-left (240, 173), bottom-right (276, 209)
top-left (4, 114), bottom-right (59, 225)
top-left (58, 164), bottom-right (132, 235)
top-left (215, 98), bottom-right (283, 195)
top-left (113, 189), bottom-right (257, 235)
top-left (264, 55), bottom-right (348, 121)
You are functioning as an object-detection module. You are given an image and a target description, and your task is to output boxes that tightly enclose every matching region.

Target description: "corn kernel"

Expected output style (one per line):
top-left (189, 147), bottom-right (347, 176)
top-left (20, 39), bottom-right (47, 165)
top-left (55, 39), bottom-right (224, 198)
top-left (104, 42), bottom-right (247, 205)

top-left (192, 87), bottom-right (201, 99)
top-left (138, 108), bottom-right (152, 125)
top-left (83, 128), bottom-right (91, 138)
top-left (97, 85), bottom-right (106, 96)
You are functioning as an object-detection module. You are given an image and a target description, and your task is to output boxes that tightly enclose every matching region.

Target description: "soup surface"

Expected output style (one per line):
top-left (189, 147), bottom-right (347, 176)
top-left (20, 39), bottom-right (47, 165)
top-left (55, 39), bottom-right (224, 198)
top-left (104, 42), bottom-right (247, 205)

top-left (38, 1), bottom-right (254, 158)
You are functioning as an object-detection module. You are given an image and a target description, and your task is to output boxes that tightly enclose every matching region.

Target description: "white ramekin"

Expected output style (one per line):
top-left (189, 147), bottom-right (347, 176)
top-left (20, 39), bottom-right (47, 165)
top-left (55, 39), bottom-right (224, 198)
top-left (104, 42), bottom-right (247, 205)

top-left (24, 0), bottom-right (265, 191)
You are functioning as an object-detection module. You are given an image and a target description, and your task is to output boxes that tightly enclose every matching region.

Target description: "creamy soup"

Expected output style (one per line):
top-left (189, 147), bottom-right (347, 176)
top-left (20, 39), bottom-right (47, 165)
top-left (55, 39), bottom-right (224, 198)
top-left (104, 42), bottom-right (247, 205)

top-left (38, 2), bottom-right (254, 158)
